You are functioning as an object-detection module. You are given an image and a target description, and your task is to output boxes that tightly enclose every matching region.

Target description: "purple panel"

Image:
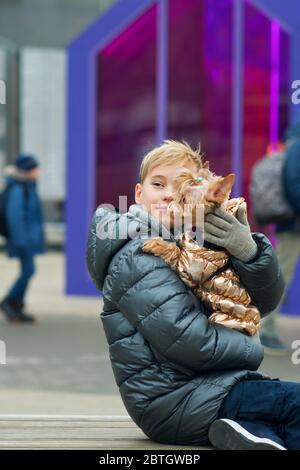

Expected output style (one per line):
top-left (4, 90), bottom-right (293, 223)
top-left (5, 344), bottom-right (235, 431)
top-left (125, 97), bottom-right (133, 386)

top-left (243, 1), bottom-right (271, 220)
top-left (66, 0), bottom-right (157, 295)
top-left (202, 0), bottom-right (233, 177)
top-left (278, 27), bottom-right (297, 316)
top-left (95, 4), bottom-right (158, 209)
top-left (167, 0), bottom-right (233, 177)
top-left (167, 0), bottom-right (204, 146)
top-left (66, 46), bottom-right (99, 296)
top-left (278, 29), bottom-right (290, 141)
top-left (269, 20), bottom-right (280, 147)
top-left (243, 3), bottom-right (290, 229)
top-left (243, 3), bottom-right (298, 315)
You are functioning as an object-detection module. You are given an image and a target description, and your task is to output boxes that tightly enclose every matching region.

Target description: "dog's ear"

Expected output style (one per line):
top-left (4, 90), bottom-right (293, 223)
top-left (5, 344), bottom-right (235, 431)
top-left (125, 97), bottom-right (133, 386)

top-left (206, 174), bottom-right (235, 203)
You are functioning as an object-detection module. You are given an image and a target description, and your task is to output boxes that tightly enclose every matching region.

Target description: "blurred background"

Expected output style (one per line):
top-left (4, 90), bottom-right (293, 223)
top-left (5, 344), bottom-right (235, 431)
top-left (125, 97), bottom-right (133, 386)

top-left (0, 0), bottom-right (299, 416)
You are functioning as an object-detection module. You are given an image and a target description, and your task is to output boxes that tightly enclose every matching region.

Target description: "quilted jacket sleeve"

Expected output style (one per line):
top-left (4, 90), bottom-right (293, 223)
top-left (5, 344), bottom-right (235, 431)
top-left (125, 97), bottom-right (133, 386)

top-left (231, 233), bottom-right (285, 315)
top-left (105, 239), bottom-right (264, 374)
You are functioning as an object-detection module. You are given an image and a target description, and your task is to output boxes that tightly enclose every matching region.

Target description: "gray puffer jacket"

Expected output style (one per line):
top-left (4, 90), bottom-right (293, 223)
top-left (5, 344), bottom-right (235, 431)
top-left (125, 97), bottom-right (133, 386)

top-left (86, 204), bottom-right (284, 446)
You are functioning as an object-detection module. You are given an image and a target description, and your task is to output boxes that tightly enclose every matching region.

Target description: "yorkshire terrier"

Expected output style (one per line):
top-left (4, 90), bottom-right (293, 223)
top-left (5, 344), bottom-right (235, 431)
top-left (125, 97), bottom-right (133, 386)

top-left (142, 162), bottom-right (260, 336)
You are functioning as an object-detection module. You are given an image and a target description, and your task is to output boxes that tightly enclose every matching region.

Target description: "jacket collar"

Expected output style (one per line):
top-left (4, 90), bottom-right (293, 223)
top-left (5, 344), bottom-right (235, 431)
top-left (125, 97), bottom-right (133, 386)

top-left (127, 204), bottom-right (175, 241)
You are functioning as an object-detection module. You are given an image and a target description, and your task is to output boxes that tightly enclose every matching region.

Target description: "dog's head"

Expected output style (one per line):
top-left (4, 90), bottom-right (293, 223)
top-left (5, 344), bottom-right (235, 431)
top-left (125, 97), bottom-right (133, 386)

top-left (168, 162), bottom-right (235, 217)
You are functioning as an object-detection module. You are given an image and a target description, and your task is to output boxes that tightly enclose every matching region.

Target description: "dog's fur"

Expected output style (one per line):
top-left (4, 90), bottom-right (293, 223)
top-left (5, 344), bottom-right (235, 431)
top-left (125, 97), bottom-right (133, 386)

top-left (142, 162), bottom-right (260, 336)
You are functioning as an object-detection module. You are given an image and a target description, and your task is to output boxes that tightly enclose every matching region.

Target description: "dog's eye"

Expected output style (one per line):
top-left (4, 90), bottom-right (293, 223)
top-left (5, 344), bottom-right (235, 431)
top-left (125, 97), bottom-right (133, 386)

top-left (195, 177), bottom-right (204, 184)
top-left (189, 177), bottom-right (203, 186)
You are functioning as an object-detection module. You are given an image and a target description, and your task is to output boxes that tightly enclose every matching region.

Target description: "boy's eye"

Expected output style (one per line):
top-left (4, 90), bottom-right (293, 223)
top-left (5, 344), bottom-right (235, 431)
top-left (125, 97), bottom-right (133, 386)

top-left (152, 182), bottom-right (163, 187)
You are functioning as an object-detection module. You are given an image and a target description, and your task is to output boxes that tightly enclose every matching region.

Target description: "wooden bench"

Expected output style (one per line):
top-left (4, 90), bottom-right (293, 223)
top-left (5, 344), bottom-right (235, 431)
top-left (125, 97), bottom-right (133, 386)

top-left (0, 415), bottom-right (211, 450)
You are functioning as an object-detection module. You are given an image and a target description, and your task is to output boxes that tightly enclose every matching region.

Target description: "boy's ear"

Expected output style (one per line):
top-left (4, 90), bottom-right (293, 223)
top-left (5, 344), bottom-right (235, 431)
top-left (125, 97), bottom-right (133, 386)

top-left (135, 183), bottom-right (142, 204)
top-left (206, 174), bottom-right (235, 203)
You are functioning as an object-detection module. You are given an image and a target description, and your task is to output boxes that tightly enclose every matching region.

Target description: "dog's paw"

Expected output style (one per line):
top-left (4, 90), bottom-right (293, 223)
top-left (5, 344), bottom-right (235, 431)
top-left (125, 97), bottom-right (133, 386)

top-left (142, 238), bottom-right (167, 254)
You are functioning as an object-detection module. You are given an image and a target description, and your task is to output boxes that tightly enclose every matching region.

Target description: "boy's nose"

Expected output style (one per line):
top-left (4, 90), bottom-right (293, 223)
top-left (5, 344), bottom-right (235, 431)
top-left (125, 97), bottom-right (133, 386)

top-left (163, 193), bottom-right (174, 202)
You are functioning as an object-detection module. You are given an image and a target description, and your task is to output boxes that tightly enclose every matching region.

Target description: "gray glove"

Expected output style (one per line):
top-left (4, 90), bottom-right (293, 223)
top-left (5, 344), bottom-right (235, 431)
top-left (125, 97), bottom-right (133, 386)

top-left (204, 204), bottom-right (258, 262)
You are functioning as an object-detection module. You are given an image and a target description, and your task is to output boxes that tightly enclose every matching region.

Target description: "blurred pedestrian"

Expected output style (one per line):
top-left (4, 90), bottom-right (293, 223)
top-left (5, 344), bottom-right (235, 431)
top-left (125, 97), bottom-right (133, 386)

top-left (260, 122), bottom-right (300, 354)
top-left (0, 154), bottom-right (44, 323)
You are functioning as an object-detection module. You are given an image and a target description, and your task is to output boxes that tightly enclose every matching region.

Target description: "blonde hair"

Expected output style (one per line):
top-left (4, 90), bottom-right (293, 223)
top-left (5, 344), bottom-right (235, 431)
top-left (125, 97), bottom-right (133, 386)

top-left (139, 140), bottom-right (204, 183)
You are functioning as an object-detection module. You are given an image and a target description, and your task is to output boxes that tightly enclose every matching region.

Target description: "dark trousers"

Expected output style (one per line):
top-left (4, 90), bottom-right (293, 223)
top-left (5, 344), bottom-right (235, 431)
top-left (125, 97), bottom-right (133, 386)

top-left (7, 252), bottom-right (35, 302)
top-left (219, 379), bottom-right (300, 450)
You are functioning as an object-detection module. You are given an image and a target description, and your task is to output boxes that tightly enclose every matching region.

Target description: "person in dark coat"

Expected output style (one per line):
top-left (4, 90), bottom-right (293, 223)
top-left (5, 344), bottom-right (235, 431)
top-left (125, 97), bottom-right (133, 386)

top-left (260, 122), bottom-right (300, 354)
top-left (0, 154), bottom-right (44, 322)
top-left (86, 140), bottom-right (300, 450)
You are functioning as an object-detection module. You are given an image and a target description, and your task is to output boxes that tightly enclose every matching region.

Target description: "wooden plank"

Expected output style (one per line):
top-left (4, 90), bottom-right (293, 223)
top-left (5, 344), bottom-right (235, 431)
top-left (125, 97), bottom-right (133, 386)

top-left (0, 415), bottom-right (132, 421)
top-left (0, 441), bottom-right (205, 450)
top-left (0, 421), bottom-right (136, 429)
top-left (0, 415), bottom-right (211, 450)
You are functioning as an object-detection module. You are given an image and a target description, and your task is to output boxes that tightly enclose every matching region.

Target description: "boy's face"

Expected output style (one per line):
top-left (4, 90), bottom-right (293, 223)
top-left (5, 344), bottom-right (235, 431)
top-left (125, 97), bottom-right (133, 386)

top-left (26, 167), bottom-right (40, 181)
top-left (135, 160), bottom-right (198, 229)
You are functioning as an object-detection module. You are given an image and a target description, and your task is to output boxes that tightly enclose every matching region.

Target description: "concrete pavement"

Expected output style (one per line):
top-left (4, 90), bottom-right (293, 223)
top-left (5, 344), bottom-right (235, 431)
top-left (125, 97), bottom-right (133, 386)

top-left (0, 252), bottom-right (299, 415)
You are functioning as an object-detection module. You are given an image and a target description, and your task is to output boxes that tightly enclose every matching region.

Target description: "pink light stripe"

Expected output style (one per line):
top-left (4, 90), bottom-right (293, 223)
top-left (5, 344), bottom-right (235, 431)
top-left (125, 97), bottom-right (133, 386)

top-left (270, 20), bottom-right (280, 147)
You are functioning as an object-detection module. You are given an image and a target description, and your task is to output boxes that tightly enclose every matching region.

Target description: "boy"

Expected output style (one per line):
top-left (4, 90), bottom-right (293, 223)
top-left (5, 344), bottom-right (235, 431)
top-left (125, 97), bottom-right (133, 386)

top-left (0, 154), bottom-right (44, 323)
top-left (87, 140), bottom-right (300, 450)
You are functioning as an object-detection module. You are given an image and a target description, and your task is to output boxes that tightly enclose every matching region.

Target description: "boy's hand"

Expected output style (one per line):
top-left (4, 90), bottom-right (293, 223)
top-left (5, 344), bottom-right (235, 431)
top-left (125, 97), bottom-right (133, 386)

top-left (204, 204), bottom-right (258, 262)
